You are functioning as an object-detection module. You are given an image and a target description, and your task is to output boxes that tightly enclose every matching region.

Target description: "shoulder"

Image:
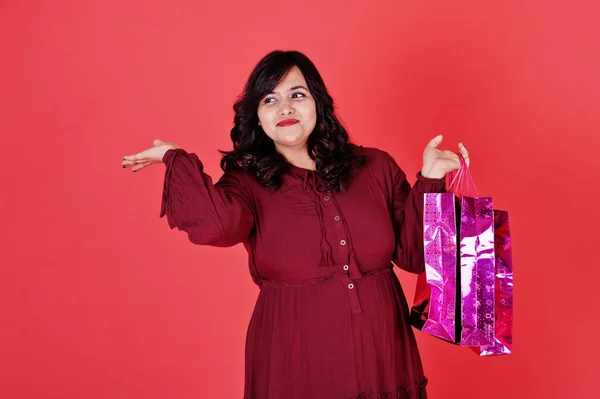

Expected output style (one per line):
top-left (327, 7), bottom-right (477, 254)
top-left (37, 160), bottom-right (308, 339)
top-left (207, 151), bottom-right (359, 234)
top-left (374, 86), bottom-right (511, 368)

top-left (354, 146), bottom-right (404, 174)
top-left (218, 167), bottom-right (255, 189)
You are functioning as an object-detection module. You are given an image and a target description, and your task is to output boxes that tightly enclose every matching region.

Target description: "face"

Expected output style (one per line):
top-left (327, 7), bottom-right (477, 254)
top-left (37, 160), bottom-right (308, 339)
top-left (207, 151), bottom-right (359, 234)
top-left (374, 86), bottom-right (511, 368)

top-left (257, 66), bottom-right (317, 152)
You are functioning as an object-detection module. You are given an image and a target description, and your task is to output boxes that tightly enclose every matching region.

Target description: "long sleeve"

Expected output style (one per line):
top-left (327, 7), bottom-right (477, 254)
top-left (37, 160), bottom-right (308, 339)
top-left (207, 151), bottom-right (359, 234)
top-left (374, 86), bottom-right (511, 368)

top-left (386, 152), bottom-right (446, 274)
top-left (159, 148), bottom-right (255, 247)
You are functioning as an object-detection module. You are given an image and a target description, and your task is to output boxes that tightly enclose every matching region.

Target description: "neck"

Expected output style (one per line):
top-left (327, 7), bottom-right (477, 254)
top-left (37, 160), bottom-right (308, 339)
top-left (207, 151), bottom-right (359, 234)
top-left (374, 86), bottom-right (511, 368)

top-left (277, 145), bottom-right (315, 171)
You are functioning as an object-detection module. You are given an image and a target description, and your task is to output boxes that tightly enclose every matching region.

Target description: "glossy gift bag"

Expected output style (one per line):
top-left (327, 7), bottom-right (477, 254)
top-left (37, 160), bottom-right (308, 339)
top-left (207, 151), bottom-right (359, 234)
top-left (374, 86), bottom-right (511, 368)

top-left (473, 209), bottom-right (513, 356)
top-left (410, 190), bottom-right (459, 343)
top-left (411, 155), bottom-right (496, 347)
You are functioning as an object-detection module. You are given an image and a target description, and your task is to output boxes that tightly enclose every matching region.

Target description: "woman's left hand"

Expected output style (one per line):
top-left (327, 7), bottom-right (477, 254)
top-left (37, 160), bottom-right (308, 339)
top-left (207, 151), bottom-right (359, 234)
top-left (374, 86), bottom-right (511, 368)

top-left (420, 134), bottom-right (470, 179)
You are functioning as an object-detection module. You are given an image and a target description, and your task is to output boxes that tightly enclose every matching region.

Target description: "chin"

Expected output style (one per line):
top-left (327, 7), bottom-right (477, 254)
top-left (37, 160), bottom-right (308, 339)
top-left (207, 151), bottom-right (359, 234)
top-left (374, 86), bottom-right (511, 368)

top-left (280, 134), bottom-right (306, 143)
top-left (276, 137), bottom-right (308, 148)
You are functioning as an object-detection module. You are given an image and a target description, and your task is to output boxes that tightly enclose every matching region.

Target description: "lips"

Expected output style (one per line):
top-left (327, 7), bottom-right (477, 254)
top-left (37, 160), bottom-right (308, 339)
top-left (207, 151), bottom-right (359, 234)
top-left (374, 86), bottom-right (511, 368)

top-left (277, 119), bottom-right (299, 127)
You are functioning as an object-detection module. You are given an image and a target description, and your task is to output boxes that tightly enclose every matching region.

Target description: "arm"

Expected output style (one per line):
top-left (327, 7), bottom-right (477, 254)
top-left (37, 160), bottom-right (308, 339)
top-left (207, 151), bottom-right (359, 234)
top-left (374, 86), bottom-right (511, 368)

top-left (160, 148), bottom-right (255, 247)
top-left (387, 152), bottom-right (446, 273)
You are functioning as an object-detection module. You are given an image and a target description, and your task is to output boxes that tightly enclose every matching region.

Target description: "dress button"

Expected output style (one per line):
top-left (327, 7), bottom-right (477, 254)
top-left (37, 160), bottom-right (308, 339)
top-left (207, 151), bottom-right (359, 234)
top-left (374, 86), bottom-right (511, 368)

top-left (343, 264), bottom-right (349, 271)
top-left (348, 283), bottom-right (354, 289)
top-left (324, 196), bottom-right (330, 201)
top-left (334, 216), bottom-right (340, 221)
top-left (340, 240), bottom-right (347, 246)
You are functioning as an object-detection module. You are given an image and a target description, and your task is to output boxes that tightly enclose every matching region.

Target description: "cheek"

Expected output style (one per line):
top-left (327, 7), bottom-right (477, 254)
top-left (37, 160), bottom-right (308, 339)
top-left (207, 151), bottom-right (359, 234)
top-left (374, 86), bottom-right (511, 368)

top-left (256, 108), bottom-right (267, 124)
top-left (299, 102), bottom-right (317, 122)
top-left (257, 105), bottom-right (275, 120)
top-left (257, 109), bottom-right (277, 138)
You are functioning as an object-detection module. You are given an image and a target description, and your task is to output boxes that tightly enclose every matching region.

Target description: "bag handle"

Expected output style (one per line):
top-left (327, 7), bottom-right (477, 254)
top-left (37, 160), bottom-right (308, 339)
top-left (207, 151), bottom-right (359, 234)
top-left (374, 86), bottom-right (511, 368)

top-left (447, 153), bottom-right (479, 198)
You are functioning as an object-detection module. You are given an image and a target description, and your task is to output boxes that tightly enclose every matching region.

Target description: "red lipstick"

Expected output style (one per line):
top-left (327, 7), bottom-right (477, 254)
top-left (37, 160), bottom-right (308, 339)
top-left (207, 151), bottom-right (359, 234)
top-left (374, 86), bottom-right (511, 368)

top-left (277, 119), bottom-right (299, 127)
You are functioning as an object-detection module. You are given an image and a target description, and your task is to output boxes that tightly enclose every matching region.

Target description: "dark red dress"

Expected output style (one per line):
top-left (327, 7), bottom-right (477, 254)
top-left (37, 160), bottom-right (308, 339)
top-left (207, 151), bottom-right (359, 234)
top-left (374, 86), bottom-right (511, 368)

top-left (160, 146), bottom-right (446, 399)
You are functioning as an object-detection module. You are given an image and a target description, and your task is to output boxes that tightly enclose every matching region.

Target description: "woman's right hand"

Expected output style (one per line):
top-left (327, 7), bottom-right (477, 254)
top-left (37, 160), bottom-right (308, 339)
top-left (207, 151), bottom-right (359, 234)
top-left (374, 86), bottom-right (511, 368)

top-left (122, 139), bottom-right (181, 172)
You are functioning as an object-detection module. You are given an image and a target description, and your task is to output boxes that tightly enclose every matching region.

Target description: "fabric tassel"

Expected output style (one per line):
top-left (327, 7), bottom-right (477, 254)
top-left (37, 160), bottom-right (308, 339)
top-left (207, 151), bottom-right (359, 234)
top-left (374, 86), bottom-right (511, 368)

top-left (313, 188), bottom-right (332, 267)
top-left (319, 238), bottom-right (332, 267)
top-left (302, 169), bottom-right (335, 268)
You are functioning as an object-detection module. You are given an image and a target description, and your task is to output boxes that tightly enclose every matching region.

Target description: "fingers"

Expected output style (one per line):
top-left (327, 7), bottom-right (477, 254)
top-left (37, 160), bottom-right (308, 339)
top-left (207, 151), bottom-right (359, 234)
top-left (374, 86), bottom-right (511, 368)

top-left (123, 139), bottom-right (162, 161)
top-left (122, 155), bottom-right (150, 166)
top-left (122, 159), bottom-right (146, 167)
top-left (122, 159), bottom-right (152, 170)
top-left (122, 150), bottom-right (151, 168)
top-left (123, 151), bottom-right (149, 162)
top-left (426, 134), bottom-right (444, 149)
top-left (122, 140), bottom-right (170, 170)
top-left (132, 162), bottom-right (152, 172)
top-left (458, 142), bottom-right (470, 167)
top-left (123, 143), bottom-right (155, 163)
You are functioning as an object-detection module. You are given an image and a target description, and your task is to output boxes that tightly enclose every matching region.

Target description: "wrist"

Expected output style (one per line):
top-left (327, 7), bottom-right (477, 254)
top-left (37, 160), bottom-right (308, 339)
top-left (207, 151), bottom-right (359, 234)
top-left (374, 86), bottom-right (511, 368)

top-left (161, 147), bottom-right (179, 163)
top-left (420, 166), bottom-right (446, 179)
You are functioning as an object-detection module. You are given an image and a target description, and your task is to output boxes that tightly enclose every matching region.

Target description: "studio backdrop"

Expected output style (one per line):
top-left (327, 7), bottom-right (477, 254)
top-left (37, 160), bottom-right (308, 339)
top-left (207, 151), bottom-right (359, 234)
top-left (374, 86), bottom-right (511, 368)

top-left (1, 1), bottom-right (598, 398)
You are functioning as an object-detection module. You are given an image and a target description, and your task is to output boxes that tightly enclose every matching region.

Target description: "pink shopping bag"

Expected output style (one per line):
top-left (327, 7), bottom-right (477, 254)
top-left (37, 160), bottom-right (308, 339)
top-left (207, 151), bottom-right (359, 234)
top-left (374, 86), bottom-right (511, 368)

top-left (411, 154), bottom-right (496, 348)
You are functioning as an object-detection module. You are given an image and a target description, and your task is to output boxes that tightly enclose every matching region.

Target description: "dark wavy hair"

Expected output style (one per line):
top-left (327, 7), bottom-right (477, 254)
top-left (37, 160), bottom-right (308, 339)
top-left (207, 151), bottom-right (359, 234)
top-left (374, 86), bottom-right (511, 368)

top-left (219, 50), bottom-right (366, 192)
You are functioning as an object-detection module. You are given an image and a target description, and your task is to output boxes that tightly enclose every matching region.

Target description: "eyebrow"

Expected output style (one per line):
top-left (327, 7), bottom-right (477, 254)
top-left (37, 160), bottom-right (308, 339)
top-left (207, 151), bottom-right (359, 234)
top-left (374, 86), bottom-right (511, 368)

top-left (268, 85), bottom-right (309, 94)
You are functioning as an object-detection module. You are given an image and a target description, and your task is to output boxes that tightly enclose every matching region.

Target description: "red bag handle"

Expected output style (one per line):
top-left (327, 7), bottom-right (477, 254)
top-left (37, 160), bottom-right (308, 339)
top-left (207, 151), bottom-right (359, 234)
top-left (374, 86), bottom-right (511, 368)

top-left (447, 153), bottom-right (479, 198)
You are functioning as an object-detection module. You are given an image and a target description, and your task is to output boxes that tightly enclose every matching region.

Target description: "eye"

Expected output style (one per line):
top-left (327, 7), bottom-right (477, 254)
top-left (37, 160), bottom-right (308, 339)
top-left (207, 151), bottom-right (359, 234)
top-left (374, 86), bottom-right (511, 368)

top-left (263, 97), bottom-right (276, 104)
top-left (291, 92), bottom-right (306, 99)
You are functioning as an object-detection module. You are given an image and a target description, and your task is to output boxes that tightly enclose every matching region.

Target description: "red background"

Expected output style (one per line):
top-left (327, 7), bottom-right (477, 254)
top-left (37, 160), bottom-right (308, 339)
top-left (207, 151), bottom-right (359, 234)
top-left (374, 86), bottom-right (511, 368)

top-left (1, 1), bottom-right (599, 398)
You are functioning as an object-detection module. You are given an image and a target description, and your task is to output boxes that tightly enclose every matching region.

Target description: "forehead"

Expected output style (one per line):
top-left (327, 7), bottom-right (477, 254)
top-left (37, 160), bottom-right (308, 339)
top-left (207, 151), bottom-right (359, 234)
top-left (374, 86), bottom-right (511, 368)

top-left (273, 66), bottom-right (308, 91)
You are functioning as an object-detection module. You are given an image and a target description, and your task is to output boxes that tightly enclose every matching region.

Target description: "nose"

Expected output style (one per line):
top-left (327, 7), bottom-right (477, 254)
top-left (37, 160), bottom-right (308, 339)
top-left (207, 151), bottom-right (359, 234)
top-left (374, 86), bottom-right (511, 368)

top-left (279, 98), bottom-right (295, 115)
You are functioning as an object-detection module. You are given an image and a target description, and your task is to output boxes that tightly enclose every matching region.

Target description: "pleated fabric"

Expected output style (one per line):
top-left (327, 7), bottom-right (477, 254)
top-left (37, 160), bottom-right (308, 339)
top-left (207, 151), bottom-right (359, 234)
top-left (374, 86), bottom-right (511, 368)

top-left (160, 146), bottom-right (446, 399)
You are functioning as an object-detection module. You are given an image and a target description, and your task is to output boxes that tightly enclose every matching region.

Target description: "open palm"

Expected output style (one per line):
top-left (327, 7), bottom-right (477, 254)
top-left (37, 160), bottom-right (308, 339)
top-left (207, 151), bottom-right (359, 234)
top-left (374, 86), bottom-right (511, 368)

top-left (421, 135), bottom-right (470, 179)
top-left (122, 139), bottom-right (180, 172)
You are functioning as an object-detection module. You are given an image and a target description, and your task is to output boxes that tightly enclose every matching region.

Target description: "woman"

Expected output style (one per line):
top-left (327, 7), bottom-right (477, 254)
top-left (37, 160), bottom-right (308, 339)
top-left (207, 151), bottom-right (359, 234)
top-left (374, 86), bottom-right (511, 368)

top-left (122, 50), bottom-right (470, 399)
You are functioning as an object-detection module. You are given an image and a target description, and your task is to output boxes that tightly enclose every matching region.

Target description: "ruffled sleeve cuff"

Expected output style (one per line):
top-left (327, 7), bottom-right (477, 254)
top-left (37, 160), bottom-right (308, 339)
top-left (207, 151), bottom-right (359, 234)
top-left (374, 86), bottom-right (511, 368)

top-left (415, 171), bottom-right (447, 193)
top-left (159, 148), bottom-right (205, 222)
top-left (162, 147), bottom-right (183, 164)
